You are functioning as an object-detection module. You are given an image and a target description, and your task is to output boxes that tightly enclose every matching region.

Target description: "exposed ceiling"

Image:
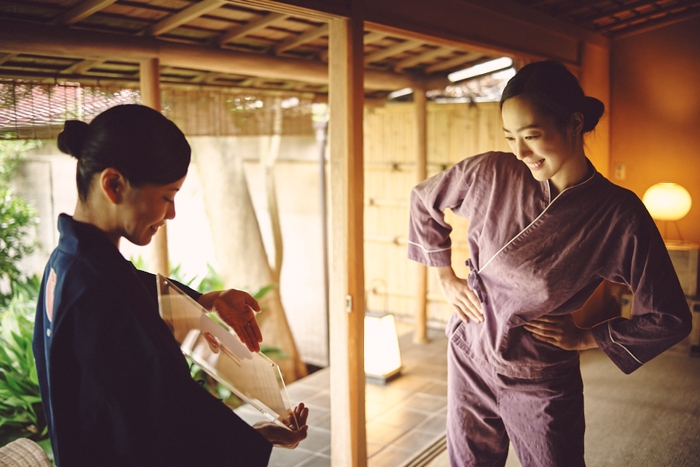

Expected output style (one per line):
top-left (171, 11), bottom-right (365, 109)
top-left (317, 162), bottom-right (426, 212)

top-left (510, 0), bottom-right (700, 37)
top-left (0, 0), bottom-right (698, 98)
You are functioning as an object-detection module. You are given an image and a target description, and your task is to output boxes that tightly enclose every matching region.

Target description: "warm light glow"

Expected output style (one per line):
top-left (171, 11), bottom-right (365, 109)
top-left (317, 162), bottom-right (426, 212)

top-left (388, 87), bottom-right (413, 99)
top-left (364, 312), bottom-right (402, 383)
top-left (642, 183), bottom-right (692, 221)
top-left (447, 57), bottom-right (513, 82)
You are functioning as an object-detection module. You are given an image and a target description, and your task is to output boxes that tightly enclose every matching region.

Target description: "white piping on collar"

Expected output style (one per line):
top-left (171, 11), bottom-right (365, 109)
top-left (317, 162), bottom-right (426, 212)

top-left (476, 166), bottom-right (597, 275)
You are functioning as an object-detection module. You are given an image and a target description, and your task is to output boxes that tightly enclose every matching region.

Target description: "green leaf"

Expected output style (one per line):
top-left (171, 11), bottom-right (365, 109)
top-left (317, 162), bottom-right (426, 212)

top-left (253, 283), bottom-right (277, 301)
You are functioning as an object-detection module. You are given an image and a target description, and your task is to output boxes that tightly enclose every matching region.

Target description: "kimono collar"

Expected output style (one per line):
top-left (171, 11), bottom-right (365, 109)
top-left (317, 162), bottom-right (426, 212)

top-left (57, 213), bottom-right (128, 267)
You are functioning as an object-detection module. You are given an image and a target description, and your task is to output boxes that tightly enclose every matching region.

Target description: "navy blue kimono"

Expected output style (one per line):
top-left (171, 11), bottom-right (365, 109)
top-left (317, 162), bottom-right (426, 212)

top-left (34, 214), bottom-right (272, 466)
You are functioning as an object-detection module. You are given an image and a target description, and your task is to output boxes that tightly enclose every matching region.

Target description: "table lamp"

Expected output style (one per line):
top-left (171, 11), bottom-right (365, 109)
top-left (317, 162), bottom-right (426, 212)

top-left (642, 182), bottom-right (692, 242)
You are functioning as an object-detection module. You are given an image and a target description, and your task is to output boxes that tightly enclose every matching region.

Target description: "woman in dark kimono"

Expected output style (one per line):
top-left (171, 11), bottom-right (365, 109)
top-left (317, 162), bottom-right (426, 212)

top-left (408, 60), bottom-right (691, 466)
top-left (33, 104), bottom-right (308, 466)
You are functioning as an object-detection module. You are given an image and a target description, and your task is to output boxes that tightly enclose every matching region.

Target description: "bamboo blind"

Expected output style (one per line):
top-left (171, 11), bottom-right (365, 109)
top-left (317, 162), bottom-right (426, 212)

top-left (0, 80), bottom-right (315, 140)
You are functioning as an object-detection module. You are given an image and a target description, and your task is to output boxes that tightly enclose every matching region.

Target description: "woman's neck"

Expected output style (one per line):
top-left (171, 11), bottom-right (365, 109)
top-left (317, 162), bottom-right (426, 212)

top-left (73, 200), bottom-right (121, 247)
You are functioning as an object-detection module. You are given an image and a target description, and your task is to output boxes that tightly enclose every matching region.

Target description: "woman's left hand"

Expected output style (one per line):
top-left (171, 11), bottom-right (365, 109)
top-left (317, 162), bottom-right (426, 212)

top-left (524, 315), bottom-right (597, 351)
top-left (198, 289), bottom-right (262, 352)
top-left (254, 403), bottom-right (309, 449)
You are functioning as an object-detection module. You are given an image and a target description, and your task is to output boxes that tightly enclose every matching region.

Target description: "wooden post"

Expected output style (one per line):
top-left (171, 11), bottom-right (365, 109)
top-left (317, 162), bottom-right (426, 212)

top-left (328, 12), bottom-right (367, 467)
top-left (414, 85), bottom-right (429, 344)
top-left (139, 57), bottom-right (169, 276)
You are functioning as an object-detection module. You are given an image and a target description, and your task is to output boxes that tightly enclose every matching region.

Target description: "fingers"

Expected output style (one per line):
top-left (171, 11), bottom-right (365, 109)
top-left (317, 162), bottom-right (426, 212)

top-left (246, 293), bottom-right (262, 312)
top-left (293, 403), bottom-right (309, 429)
top-left (453, 288), bottom-right (483, 323)
top-left (242, 318), bottom-right (262, 353)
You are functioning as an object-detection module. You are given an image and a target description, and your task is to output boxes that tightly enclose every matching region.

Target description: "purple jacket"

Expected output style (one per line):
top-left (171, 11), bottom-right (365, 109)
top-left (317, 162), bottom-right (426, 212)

top-left (408, 151), bottom-right (691, 376)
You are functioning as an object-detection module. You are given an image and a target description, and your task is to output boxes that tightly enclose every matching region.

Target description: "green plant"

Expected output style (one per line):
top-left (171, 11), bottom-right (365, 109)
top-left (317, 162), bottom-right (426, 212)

top-left (0, 275), bottom-right (52, 461)
top-left (0, 140), bottom-right (39, 307)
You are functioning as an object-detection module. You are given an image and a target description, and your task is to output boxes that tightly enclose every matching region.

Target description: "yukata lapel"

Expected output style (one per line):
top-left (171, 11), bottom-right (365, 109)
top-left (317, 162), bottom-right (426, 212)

top-left (468, 170), bottom-right (598, 309)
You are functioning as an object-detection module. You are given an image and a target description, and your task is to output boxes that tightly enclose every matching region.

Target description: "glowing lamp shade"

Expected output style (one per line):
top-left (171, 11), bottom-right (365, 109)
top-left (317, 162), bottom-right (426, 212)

top-left (364, 312), bottom-right (402, 384)
top-left (642, 183), bottom-right (692, 221)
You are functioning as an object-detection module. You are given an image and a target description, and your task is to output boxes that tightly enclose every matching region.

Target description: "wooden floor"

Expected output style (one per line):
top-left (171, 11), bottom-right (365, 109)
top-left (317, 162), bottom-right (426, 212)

top-left (236, 323), bottom-right (700, 467)
top-left (235, 325), bottom-right (449, 467)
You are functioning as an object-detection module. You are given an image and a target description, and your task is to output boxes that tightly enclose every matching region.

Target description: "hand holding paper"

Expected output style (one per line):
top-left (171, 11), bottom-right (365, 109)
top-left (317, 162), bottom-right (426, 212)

top-left (254, 403), bottom-right (309, 449)
top-left (158, 276), bottom-right (295, 427)
top-left (198, 289), bottom-right (263, 352)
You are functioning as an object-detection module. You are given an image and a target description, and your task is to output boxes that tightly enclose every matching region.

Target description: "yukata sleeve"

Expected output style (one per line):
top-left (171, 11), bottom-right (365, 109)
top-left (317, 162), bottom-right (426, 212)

top-left (408, 153), bottom-right (485, 267)
top-left (591, 206), bottom-right (692, 374)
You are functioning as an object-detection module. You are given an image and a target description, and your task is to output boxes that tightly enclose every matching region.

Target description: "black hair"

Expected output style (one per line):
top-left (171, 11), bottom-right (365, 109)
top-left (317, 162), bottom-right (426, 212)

top-left (500, 60), bottom-right (605, 134)
top-left (57, 104), bottom-right (191, 201)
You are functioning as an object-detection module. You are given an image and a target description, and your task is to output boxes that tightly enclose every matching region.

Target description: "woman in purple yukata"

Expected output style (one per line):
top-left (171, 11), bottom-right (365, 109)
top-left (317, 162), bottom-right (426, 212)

top-left (408, 60), bottom-right (691, 467)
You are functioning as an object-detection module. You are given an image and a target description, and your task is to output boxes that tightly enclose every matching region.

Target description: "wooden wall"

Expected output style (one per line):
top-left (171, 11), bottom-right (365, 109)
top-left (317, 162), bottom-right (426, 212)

top-left (363, 101), bottom-right (509, 325)
top-left (610, 17), bottom-right (700, 245)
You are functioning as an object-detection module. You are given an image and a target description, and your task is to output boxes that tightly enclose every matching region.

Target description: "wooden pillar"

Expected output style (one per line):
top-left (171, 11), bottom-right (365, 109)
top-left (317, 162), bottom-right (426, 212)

top-left (414, 85), bottom-right (429, 344)
top-left (579, 42), bottom-right (611, 177)
top-left (328, 12), bottom-right (367, 467)
top-left (139, 57), bottom-right (169, 276)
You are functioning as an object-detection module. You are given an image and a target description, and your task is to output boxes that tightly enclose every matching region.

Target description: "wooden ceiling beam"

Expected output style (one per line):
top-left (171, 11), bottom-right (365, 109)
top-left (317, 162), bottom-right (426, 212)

top-left (363, 0), bottom-right (609, 64)
top-left (0, 53), bottom-right (17, 65)
top-left (362, 31), bottom-right (386, 44)
top-left (424, 51), bottom-right (484, 73)
top-left (147, 0), bottom-right (227, 36)
top-left (54, 0), bottom-right (117, 26)
top-left (60, 59), bottom-right (105, 75)
top-left (274, 23), bottom-right (329, 54)
top-left (218, 12), bottom-right (289, 46)
top-left (364, 39), bottom-right (422, 64)
top-left (0, 19), bottom-right (414, 91)
top-left (393, 46), bottom-right (453, 71)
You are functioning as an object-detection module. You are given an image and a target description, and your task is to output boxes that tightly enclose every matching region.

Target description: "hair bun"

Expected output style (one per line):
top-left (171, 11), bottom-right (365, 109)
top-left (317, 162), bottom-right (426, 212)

top-left (582, 96), bottom-right (605, 133)
top-left (57, 120), bottom-right (90, 159)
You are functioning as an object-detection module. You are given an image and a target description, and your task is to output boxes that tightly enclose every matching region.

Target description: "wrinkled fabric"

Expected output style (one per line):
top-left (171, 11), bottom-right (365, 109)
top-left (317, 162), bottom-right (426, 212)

top-left (34, 214), bottom-right (272, 467)
top-left (409, 152), bottom-right (691, 466)
top-left (447, 335), bottom-right (585, 467)
top-left (408, 151), bottom-right (691, 377)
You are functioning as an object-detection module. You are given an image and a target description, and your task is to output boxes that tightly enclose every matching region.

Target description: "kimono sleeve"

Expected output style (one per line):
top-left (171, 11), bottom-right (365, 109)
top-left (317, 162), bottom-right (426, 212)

top-left (407, 153), bottom-right (487, 266)
top-left (591, 202), bottom-right (692, 374)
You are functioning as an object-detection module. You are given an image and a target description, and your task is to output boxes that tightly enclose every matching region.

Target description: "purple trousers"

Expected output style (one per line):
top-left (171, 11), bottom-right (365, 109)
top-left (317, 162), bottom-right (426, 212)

top-left (446, 342), bottom-right (585, 467)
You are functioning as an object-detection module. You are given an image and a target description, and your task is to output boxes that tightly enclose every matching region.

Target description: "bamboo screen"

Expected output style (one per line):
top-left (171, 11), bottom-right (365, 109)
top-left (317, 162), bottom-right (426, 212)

top-left (0, 80), bottom-right (314, 140)
top-left (363, 101), bottom-right (510, 325)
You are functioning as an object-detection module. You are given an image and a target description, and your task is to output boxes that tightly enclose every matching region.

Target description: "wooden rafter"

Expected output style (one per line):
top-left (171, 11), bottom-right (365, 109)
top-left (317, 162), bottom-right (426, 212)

top-left (147, 0), bottom-right (227, 36)
top-left (53, 0), bottom-right (117, 26)
top-left (363, 31), bottom-right (386, 44)
top-left (274, 23), bottom-right (329, 55)
top-left (60, 59), bottom-right (105, 75)
top-left (0, 53), bottom-right (17, 66)
top-left (424, 51), bottom-right (484, 73)
top-left (364, 40), bottom-right (421, 64)
top-left (393, 46), bottom-right (452, 72)
top-left (218, 12), bottom-right (289, 46)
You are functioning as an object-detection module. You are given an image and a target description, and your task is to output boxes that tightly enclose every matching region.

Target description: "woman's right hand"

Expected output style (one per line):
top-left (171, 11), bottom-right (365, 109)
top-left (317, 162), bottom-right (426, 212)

top-left (435, 266), bottom-right (483, 323)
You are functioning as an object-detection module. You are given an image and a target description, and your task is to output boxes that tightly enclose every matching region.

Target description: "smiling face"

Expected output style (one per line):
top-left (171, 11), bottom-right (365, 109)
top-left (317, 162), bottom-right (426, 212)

top-left (502, 95), bottom-right (588, 194)
top-left (118, 176), bottom-right (186, 246)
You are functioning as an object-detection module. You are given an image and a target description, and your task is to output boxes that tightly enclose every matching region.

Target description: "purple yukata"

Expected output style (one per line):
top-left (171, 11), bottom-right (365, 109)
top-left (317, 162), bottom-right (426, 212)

top-left (408, 151), bottom-right (691, 467)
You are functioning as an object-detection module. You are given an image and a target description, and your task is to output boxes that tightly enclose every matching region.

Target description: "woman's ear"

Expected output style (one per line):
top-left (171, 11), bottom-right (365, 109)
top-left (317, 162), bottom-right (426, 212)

top-left (99, 168), bottom-right (127, 204)
top-left (570, 112), bottom-right (584, 136)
